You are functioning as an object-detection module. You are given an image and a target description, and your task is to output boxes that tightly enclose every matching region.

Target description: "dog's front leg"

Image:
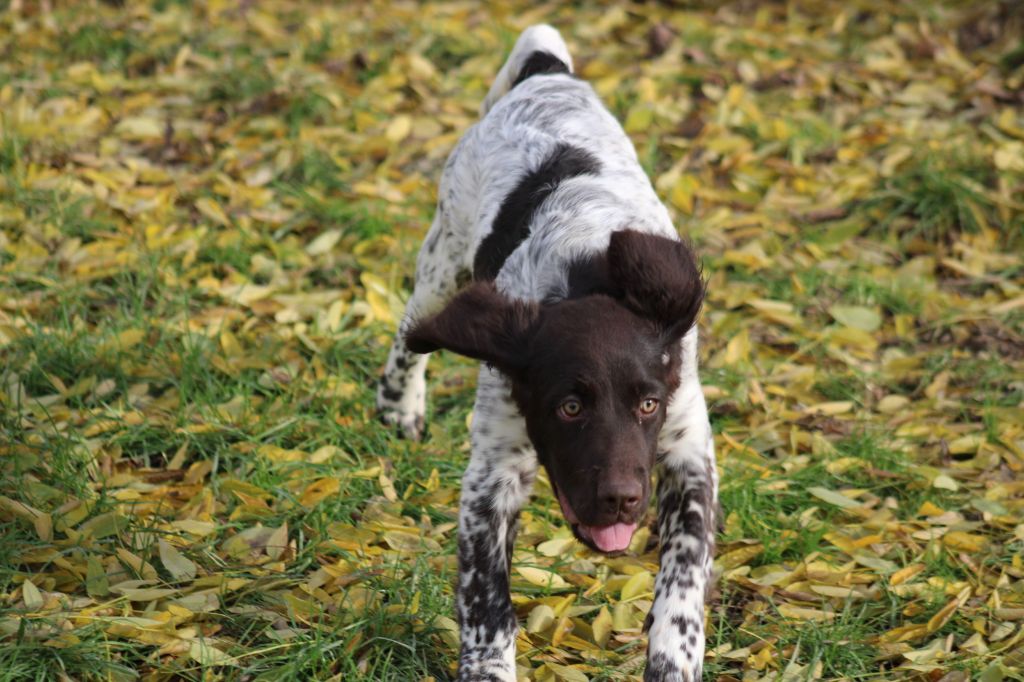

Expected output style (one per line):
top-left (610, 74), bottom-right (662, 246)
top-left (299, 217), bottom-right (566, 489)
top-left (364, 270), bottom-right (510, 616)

top-left (456, 372), bottom-right (537, 682)
top-left (377, 212), bottom-right (465, 440)
top-left (645, 340), bottom-right (718, 681)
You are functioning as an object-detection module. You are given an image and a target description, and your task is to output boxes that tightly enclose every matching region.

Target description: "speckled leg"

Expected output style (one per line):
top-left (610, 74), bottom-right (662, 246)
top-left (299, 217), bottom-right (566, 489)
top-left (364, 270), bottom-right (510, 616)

top-left (645, 330), bottom-right (718, 681)
top-left (456, 369), bottom-right (537, 681)
top-left (377, 328), bottom-right (430, 439)
top-left (377, 205), bottom-right (467, 440)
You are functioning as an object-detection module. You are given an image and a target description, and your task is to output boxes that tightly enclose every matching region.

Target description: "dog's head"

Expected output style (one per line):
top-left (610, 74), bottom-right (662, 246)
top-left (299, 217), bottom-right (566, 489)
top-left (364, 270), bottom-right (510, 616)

top-left (406, 230), bottom-right (704, 553)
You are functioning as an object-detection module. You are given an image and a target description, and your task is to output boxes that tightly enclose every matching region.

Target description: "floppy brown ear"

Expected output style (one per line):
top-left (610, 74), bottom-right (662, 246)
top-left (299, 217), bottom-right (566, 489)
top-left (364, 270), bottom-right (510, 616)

top-left (607, 229), bottom-right (705, 343)
top-left (405, 282), bottom-right (540, 373)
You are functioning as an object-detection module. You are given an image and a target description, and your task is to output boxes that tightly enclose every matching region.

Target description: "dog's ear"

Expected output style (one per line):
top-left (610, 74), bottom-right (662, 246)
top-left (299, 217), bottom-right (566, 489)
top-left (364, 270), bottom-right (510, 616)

top-left (607, 229), bottom-right (704, 343)
top-left (405, 281), bottom-right (540, 374)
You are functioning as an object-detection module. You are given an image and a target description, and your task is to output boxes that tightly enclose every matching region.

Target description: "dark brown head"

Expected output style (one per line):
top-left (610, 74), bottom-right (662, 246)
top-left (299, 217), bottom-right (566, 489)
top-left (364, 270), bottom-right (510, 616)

top-left (406, 230), bottom-right (704, 553)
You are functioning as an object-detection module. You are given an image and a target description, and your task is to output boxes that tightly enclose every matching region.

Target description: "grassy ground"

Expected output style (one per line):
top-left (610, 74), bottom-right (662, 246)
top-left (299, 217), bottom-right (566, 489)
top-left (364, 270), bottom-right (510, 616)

top-left (1, 1), bottom-right (1023, 680)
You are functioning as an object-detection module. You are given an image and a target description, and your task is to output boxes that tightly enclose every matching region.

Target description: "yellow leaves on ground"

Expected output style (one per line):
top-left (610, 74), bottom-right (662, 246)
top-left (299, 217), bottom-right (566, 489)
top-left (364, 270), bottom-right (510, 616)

top-left (299, 477), bottom-right (342, 507)
top-left (158, 539), bottom-right (197, 582)
top-left (516, 566), bottom-right (572, 591)
top-left (619, 571), bottom-right (653, 601)
top-left (20, 579), bottom-right (44, 611)
top-left (806, 486), bottom-right (864, 510)
top-left (113, 116), bottom-right (165, 141)
top-left (942, 531), bottom-right (988, 553)
top-left (189, 639), bottom-right (236, 667)
top-left (1, 1), bottom-right (1023, 681)
top-left (828, 305), bottom-right (882, 333)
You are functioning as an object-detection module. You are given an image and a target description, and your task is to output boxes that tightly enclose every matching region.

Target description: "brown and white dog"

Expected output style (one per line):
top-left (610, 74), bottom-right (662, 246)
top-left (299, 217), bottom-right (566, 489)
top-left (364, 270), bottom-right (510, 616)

top-left (378, 25), bottom-right (717, 681)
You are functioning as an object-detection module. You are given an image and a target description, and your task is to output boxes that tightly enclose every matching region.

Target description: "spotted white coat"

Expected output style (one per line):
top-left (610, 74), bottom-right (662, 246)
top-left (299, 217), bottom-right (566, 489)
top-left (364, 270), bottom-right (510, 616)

top-left (377, 25), bottom-right (717, 681)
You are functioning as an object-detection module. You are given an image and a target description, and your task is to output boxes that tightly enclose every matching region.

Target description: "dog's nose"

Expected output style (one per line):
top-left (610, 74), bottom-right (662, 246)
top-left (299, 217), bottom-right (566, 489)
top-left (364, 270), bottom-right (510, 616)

top-left (600, 479), bottom-right (642, 516)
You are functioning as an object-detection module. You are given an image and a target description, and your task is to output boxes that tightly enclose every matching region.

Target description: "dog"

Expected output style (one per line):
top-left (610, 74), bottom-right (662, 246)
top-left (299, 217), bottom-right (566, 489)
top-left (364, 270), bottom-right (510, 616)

top-left (377, 25), bottom-right (717, 682)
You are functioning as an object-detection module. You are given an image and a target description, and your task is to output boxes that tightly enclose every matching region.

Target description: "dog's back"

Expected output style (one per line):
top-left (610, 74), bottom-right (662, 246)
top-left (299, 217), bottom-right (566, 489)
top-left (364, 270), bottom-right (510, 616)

top-left (439, 26), bottom-right (677, 302)
top-left (479, 24), bottom-right (574, 116)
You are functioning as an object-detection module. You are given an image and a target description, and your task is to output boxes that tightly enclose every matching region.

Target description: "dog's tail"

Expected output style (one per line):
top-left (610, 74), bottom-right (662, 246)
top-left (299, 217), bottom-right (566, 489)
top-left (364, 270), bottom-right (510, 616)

top-left (481, 24), bottom-right (573, 116)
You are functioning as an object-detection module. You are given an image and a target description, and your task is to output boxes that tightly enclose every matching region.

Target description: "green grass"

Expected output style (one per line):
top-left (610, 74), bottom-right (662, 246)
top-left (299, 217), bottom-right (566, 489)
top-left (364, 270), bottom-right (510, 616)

top-left (1, 2), bottom-right (1022, 680)
top-left (869, 151), bottom-right (1009, 244)
top-left (0, 630), bottom-right (140, 682)
top-left (773, 598), bottom-right (896, 678)
top-left (62, 21), bottom-right (141, 68)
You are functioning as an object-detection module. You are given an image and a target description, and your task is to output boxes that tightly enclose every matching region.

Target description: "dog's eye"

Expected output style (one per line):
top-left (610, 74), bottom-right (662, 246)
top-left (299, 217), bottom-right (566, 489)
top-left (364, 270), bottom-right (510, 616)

top-left (558, 399), bottom-right (582, 419)
top-left (639, 398), bottom-right (659, 415)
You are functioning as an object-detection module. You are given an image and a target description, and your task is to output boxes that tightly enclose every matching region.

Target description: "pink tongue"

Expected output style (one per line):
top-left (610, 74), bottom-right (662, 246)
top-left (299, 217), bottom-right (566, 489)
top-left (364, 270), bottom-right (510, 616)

top-left (582, 522), bottom-right (638, 552)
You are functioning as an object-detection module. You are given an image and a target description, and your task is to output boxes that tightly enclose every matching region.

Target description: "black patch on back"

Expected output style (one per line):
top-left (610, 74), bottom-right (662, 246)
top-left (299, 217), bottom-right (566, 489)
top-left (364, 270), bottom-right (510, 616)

top-left (512, 50), bottom-right (570, 88)
top-left (474, 144), bottom-right (600, 280)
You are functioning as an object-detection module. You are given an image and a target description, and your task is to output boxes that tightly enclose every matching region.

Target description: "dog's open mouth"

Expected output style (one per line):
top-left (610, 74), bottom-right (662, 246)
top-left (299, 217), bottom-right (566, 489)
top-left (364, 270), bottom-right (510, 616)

top-left (555, 487), bottom-right (638, 554)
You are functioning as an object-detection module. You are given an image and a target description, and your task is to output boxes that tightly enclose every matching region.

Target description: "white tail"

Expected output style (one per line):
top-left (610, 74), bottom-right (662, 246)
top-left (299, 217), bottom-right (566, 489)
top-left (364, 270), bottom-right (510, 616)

top-left (480, 24), bottom-right (573, 117)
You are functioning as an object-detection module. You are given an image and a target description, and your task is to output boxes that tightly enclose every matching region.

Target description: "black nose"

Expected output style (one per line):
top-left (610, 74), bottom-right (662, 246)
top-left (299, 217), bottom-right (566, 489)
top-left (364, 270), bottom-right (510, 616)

top-left (600, 479), bottom-right (642, 516)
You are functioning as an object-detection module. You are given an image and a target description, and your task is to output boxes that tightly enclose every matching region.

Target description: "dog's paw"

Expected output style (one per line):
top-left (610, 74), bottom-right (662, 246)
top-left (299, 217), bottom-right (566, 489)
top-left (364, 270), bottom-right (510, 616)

top-left (378, 406), bottom-right (425, 441)
top-left (377, 371), bottom-right (427, 440)
top-left (376, 382), bottom-right (425, 440)
top-left (643, 650), bottom-right (702, 682)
